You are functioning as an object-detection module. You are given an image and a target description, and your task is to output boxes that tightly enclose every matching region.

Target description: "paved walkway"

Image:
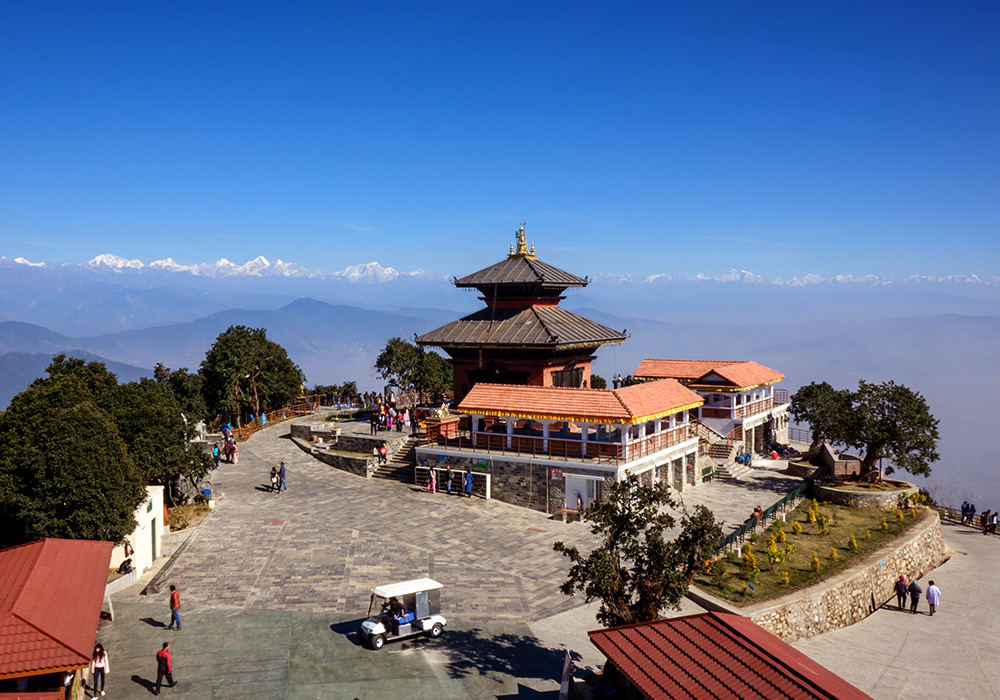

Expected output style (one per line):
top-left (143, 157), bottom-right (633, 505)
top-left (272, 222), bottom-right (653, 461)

top-left (794, 521), bottom-right (1000, 700)
top-left (95, 416), bottom-right (810, 698)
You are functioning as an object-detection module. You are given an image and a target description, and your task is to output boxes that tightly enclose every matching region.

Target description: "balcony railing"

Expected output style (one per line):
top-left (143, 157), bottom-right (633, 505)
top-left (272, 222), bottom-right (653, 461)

top-left (418, 423), bottom-right (697, 467)
top-left (734, 396), bottom-right (773, 419)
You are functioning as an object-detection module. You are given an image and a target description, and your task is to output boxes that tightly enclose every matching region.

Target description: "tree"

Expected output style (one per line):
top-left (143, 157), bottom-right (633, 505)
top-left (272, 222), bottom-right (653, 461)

top-left (553, 476), bottom-right (722, 628)
top-left (790, 381), bottom-right (854, 452)
top-left (0, 363), bottom-right (146, 547)
top-left (374, 338), bottom-right (453, 399)
top-left (154, 363), bottom-right (208, 423)
top-left (591, 374), bottom-right (607, 390)
top-left (110, 378), bottom-right (214, 503)
top-left (200, 326), bottom-right (305, 425)
top-left (847, 380), bottom-right (940, 482)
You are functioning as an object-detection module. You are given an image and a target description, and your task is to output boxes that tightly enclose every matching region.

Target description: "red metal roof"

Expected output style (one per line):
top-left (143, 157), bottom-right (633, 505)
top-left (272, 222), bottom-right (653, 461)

top-left (0, 539), bottom-right (113, 679)
top-left (635, 359), bottom-right (784, 391)
top-left (457, 379), bottom-right (702, 424)
top-left (589, 612), bottom-right (873, 700)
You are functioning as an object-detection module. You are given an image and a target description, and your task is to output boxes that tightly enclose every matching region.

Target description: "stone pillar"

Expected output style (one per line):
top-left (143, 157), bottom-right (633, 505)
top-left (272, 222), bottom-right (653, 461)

top-left (580, 422), bottom-right (589, 457)
top-left (542, 421), bottom-right (550, 451)
top-left (506, 418), bottom-right (514, 449)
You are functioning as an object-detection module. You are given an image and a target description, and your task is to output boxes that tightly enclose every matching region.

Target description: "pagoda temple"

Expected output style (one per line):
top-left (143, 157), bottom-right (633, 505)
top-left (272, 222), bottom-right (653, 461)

top-left (415, 224), bottom-right (627, 404)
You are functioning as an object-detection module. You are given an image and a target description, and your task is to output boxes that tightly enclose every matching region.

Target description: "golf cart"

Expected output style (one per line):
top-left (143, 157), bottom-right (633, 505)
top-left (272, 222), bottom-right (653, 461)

top-left (358, 578), bottom-right (446, 650)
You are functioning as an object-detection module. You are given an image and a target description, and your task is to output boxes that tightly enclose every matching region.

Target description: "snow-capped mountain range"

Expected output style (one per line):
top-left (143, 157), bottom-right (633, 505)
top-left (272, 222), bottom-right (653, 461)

top-left (4, 254), bottom-right (997, 287)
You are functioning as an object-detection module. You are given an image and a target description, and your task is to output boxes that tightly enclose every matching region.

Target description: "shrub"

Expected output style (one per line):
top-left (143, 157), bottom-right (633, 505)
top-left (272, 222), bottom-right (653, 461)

top-left (792, 521), bottom-right (802, 534)
top-left (807, 508), bottom-right (817, 524)
top-left (740, 543), bottom-right (761, 581)
top-left (811, 552), bottom-right (821, 572)
top-left (725, 548), bottom-right (739, 564)
top-left (779, 571), bottom-right (790, 585)
top-left (866, 529), bottom-right (872, 539)
top-left (896, 509), bottom-right (905, 522)
top-left (830, 547), bottom-right (838, 561)
top-left (817, 513), bottom-right (831, 535)
top-left (848, 534), bottom-right (858, 550)
top-left (881, 519), bottom-right (889, 531)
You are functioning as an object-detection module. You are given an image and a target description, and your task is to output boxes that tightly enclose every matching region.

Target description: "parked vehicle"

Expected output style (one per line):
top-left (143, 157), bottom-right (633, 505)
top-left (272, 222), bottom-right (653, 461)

top-left (358, 578), bottom-right (446, 650)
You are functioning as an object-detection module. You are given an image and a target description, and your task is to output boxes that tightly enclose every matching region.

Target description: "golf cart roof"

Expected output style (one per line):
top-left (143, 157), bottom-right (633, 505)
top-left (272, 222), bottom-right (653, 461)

top-left (371, 578), bottom-right (443, 598)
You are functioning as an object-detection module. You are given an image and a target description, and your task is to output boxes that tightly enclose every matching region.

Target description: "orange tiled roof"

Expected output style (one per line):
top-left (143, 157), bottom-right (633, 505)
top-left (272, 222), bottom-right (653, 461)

top-left (635, 359), bottom-right (783, 391)
top-left (457, 379), bottom-right (702, 424)
top-left (0, 538), bottom-right (113, 679)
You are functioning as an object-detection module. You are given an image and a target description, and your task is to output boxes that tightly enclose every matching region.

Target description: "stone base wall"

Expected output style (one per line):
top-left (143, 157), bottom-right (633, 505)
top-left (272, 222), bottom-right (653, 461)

top-left (813, 480), bottom-right (918, 509)
top-left (414, 449), bottom-right (618, 514)
top-left (787, 461), bottom-right (821, 478)
top-left (289, 422), bottom-right (341, 443)
top-left (745, 511), bottom-right (947, 642)
top-left (292, 437), bottom-right (377, 478)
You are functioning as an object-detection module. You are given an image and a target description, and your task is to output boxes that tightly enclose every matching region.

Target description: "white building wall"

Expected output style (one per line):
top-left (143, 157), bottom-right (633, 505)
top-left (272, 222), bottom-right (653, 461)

top-left (109, 485), bottom-right (165, 578)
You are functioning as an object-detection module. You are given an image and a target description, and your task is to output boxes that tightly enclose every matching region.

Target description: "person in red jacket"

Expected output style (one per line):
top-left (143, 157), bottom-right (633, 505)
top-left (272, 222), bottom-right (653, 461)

top-left (167, 584), bottom-right (181, 630)
top-left (154, 642), bottom-right (176, 695)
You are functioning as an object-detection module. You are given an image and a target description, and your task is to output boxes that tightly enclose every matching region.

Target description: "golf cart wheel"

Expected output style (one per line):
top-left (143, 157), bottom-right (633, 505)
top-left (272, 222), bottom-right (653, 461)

top-left (372, 634), bottom-right (385, 650)
top-left (429, 623), bottom-right (443, 638)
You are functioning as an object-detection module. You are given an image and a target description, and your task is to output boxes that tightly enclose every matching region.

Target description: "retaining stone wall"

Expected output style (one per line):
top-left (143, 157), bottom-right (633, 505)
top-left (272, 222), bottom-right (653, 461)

top-left (746, 511), bottom-right (947, 642)
top-left (291, 437), bottom-right (377, 478)
top-left (414, 450), bottom-right (618, 513)
top-left (813, 480), bottom-right (918, 509)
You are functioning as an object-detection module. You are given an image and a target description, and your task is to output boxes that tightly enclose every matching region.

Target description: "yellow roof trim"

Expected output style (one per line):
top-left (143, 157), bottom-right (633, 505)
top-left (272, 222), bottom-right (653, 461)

top-left (627, 401), bottom-right (704, 425)
top-left (690, 378), bottom-right (783, 392)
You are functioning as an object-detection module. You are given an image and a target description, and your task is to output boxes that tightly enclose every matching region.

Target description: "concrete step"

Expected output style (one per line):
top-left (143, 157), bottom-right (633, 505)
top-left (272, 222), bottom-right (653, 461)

top-left (714, 460), bottom-right (753, 481)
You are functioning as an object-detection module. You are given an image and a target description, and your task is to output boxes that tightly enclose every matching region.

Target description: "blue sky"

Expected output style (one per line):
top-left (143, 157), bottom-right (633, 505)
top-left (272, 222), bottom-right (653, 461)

top-left (1, 2), bottom-right (998, 279)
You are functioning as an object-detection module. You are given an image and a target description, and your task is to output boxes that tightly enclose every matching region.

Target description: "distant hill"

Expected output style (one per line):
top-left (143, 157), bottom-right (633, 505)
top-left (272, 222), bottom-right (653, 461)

top-left (0, 351), bottom-right (151, 409)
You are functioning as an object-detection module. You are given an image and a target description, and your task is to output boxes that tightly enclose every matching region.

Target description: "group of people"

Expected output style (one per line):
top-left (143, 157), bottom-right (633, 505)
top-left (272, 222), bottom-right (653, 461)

top-left (424, 464), bottom-right (475, 497)
top-left (212, 423), bottom-right (239, 468)
top-left (87, 583), bottom-right (182, 696)
top-left (268, 462), bottom-right (287, 493)
top-left (960, 501), bottom-right (997, 534)
top-left (369, 402), bottom-right (411, 434)
top-left (893, 575), bottom-right (942, 615)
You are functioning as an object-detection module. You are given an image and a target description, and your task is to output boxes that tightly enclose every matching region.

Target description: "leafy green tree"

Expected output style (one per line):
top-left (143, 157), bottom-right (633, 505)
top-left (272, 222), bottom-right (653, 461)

top-left (590, 374), bottom-right (607, 390)
top-left (154, 363), bottom-right (208, 423)
top-left (790, 381), bottom-right (854, 452)
top-left (0, 364), bottom-right (146, 547)
top-left (847, 380), bottom-right (940, 482)
top-left (200, 326), bottom-right (305, 425)
top-left (110, 378), bottom-right (214, 503)
top-left (553, 476), bottom-right (722, 627)
top-left (375, 338), bottom-right (452, 399)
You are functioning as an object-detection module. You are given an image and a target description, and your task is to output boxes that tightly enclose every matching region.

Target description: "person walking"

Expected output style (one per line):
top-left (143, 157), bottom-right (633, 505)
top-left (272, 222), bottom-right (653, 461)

top-left (926, 580), bottom-right (941, 616)
top-left (894, 575), bottom-right (908, 610)
top-left (427, 467), bottom-right (436, 494)
top-left (153, 642), bottom-right (176, 695)
top-left (907, 578), bottom-right (922, 614)
top-left (279, 462), bottom-right (287, 492)
top-left (961, 501), bottom-right (969, 524)
top-left (212, 443), bottom-right (221, 468)
top-left (464, 469), bottom-right (473, 498)
top-left (270, 467), bottom-right (279, 493)
top-left (90, 643), bottom-right (109, 696)
top-left (445, 467), bottom-right (454, 495)
top-left (167, 584), bottom-right (181, 630)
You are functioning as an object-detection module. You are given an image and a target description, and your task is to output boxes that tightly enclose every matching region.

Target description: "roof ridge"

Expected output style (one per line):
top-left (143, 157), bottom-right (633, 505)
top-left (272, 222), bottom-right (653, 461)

top-left (530, 306), bottom-right (558, 342)
top-left (12, 608), bottom-right (90, 663)
top-left (610, 386), bottom-right (633, 418)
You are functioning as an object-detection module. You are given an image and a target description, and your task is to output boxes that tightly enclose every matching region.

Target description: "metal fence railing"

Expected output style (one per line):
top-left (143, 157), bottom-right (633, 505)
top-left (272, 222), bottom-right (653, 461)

top-left (715, 480), bottom-right (813, 552)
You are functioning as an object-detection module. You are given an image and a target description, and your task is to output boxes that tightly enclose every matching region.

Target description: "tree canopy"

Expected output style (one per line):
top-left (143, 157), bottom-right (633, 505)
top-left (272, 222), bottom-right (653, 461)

top-left (374, 338), bottom-right (453, 399)
top-left (0, 357), bottom-right (147, 547)
top-left (791, 379), bottom-right (939, 481)
top-left (553, 476), bottom-right (722, 628)
top-left (200, 325), bottom-right (305, 426)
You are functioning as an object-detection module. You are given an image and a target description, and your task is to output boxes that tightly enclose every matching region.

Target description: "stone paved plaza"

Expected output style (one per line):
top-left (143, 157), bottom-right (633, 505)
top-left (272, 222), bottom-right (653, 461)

top-left (95, 415), bottom-right (1000, 699)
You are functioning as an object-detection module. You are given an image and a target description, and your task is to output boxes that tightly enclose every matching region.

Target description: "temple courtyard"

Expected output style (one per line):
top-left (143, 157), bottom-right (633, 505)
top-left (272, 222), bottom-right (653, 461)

top-left (95, 418), bottom-right (1000, 699)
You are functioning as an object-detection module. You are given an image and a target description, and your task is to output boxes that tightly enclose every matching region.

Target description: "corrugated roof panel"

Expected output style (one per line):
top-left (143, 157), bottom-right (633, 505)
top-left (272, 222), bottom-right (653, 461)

top-left (416, 306), bottom-right (626, 349)
top-left (455, 255), bottom-right (588, 288)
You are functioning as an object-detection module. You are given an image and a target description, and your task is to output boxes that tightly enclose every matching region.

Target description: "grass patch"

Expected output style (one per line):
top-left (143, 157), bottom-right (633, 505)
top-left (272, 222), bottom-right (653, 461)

top-left (167, 502), bottom-right (212, 531)
top-left (694, 499), bottom-right (927, 605)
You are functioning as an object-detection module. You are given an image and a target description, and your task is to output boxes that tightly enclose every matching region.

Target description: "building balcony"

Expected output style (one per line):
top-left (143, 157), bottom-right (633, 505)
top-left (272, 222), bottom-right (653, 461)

top-left (417, 423), bottom-right (697, 468)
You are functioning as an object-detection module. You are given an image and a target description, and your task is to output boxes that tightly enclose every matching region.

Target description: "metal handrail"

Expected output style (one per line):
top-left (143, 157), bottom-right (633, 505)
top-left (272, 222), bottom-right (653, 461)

top-left (715, 480), bottom-right (812, 551)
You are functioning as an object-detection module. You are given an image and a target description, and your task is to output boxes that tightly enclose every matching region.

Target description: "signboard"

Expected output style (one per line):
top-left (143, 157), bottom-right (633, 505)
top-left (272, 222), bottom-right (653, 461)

top-left (551, 469), bottom-right (563, 479)
top-left (558, 650), bottom-right (571, 700)
top-left (146, 499), bottom-right (153, 513)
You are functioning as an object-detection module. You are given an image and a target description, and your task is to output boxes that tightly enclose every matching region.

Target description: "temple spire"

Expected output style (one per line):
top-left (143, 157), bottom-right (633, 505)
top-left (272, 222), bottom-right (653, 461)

top-left (508, 222), bottom-right (536, 260)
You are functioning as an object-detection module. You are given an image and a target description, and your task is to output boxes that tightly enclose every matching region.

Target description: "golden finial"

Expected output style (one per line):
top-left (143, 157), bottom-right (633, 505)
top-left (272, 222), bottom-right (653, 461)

top-left (508, 222), bottom-right (536, 259)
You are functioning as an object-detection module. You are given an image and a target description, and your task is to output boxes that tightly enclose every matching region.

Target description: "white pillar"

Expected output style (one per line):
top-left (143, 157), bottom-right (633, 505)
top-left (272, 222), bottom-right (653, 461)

top-left (506, 418), bottom-right (514, 449)
top-left (542, 421), bottom-right (550, 451)
top-left (581, 422), bottom-right (589, 456)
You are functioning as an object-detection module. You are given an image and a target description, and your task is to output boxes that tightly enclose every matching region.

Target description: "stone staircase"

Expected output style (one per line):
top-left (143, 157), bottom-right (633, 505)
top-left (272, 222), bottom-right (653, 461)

top-left (372, 436), bottom-right (418, 484)
top-left (713, 459), bottom-right (753, 482)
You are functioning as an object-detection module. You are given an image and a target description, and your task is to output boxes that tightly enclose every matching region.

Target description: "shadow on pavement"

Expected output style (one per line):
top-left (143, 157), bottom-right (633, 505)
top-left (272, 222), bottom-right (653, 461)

top-left (140, 617), bottom-right (167, 628)
top-left (440, 628), bottom-right (582, 682)
top-left (131, 674), bottom-right (155, 693)
top-left (329, 618), bottom-right (367, 647)
top-left (497, 683), bottom-right (561, 699)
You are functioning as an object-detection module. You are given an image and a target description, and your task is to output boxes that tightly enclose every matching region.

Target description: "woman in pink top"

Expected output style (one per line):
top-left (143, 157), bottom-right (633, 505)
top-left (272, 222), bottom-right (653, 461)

top-left (90, 643), bottom-right (110, 696)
